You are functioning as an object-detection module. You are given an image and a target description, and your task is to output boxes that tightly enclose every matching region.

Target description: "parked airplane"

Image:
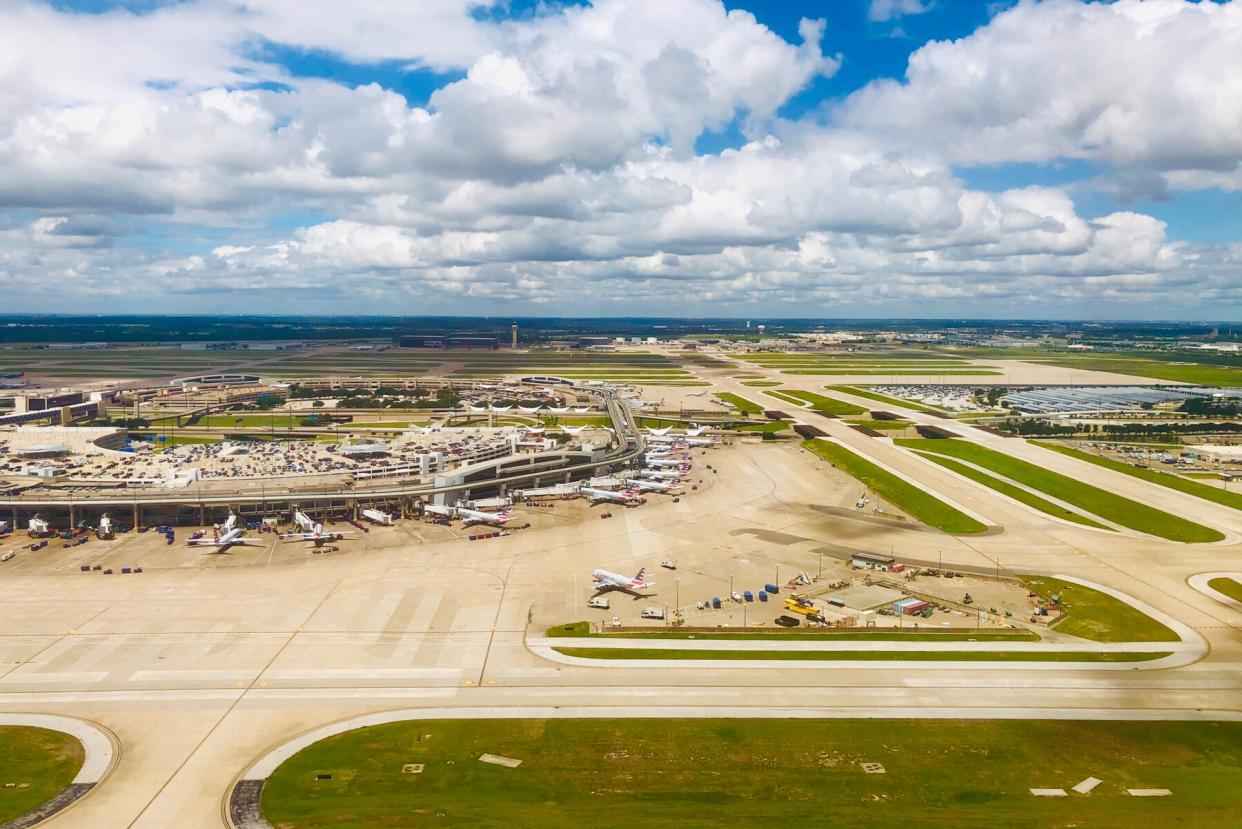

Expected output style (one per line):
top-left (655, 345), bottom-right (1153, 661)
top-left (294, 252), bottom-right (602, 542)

top-left (592, 567), bottom-right (656, 594)
top-left (580, 486), bottom-right (646, 506)
top-left (456, 506), bottom-right (512, 527)
top-left (284, 523), bottom-right (354, 547)
top-left (646, 457), bottom-right (691, 469)
top-left (625, 478), bottom-right (681, 493)
top-left (189, 526), bottom-right (264, 552)
top-left (638, 469), bottom-right (681, 481)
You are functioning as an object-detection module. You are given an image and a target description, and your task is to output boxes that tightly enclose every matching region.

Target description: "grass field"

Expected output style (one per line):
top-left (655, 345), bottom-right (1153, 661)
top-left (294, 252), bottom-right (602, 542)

top-left (765, 390), bottom-right (867, 416)
top-left (554, 647), bottom-right (1164, 662)
top-left (825, 385), bottom-right (949, 413)
top-left (735, 421), bottom-right (789, 433)
top-left (1207, 577), bottom-right (1242, 602)
top-left (0, 726), bottom-right (84, 825)
top-left (545, 622), bottom-right (1037, 641)
top-left (803, 439), bottom-right (988, 534)
top-left (1033, 442), bottom-right (1242, 513)
top-left (1021, 576), bottom-right (1180, 643)
top-left (914, 452), bottom-right (1111, 530)
top-left (716, 393), bottom-right (763, 415)
top-left (259, 718), bottom-right (1242, 829)
top-left (896, 439), bottom-right (1224, 543)
top-left (943, 348), bottom-right (1242, 385)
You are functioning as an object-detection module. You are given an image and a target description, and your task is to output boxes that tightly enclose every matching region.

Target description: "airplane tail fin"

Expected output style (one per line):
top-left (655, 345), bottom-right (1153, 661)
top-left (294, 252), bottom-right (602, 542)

top-left (633, 567), bottom-right (646, 584)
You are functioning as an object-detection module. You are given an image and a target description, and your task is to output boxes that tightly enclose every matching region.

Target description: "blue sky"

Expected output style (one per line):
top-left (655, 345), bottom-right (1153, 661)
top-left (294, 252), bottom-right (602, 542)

top-left (3, 0), bottom-right (1240, 318)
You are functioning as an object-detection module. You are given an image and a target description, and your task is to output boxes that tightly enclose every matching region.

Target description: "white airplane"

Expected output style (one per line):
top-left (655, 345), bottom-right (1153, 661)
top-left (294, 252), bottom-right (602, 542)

top-left (625, 478), bottom-right (681, 493)
top-left (189, 526), bottom-right (264, 552)
top-left (456, 506), bottom-right (512, 527)
top-left (638, 469), bottom-right (681, 481)
top-left (683, 436), bottom-right (717, 447)
top-left (592, 567), bottom-right (656, 595)
top-left (284, 523), bottom-right (354, 547)
top-left (646, 457), bottom-right (691, 469)
top-left (580, 486), bottom-right (646, 506)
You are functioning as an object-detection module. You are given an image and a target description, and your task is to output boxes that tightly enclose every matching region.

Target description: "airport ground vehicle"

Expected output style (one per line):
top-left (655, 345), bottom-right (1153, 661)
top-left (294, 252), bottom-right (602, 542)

top-left (587, 597), bottom-right (610, 609)
top-left (640, 607), bottom-right (665, 620)
top-left (775, 615), bottom-right (800, 627)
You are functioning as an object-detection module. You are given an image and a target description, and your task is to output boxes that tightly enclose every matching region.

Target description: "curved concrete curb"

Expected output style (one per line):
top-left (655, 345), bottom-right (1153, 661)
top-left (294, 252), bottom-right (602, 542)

top-left (527, 574), bottom-right (1206, 672)
top-left (227, 703), bottom-right (1242, 828)
top-left (0, 713), bottom-right (117, 829)
top-left (1188, 572), bottom-right (1242, 612)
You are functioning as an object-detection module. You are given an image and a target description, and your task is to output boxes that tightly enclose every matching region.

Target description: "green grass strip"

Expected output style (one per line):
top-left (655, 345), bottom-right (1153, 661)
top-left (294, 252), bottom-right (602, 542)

top-left (1020, 576), bottom-right (1180, 642)
top-left (914, 452), bottom-right (1111, 530)
top-left (716, 392), bottom-right (763, 414)
top-left (545, 623), bottom-right (1037, 642)
top-left (554, 647), bottom-right (1165, 662)
top-left (0, 726), bottom-right (84, 824)
top-left (803, 439), bottom-right (988, 534)
top-left (771, 390), bottom-right (867, 416)
top-left (825, 385), bottom-right (948, 413)
top-left (898, 439), bottom-right (1223, 543)
top-left (1207, 577), bottom-right (1242, 602)
top-left (1033, 441), bottom-right (1242, 513)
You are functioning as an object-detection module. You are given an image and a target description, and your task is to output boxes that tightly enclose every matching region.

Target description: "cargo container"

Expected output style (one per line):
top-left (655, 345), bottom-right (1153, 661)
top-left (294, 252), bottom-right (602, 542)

top-left (764, 583), bottom-right (779, 594)
top-left (893, 598), bottom-right (929, 616)
top-left (743, 591), bottom-right (754, 602)
top-left (711, 597), bottom-right (722, 609)
top-left (758, 591), bottom-right (768, 602)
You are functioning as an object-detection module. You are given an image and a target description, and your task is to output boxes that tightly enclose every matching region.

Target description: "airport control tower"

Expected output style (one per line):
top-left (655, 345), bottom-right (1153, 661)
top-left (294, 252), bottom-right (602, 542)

top-left (511, 322), bottom-right (518, 348)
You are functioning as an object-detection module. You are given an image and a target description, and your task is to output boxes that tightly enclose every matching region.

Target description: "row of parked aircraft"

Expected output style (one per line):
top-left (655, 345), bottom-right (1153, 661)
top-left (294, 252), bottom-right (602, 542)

top-left (423, 503), bottom-right (513, 526)
top-left (188, 510), bottom-right (355, 552)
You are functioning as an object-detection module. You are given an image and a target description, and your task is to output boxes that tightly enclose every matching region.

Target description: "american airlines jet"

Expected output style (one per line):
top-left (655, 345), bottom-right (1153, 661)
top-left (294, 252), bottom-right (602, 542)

top-left (456, 507), bottom-right (512, 527)
top-left (283, 523), bottom-right (354, 547)
top-left (580, 486), bottom-right (646, 506)
top-left (592, 567), bottom-right (655, 594)
top-left (625, 478), bottom-right (681, 494)
top-left (189, 526), bottom-right (264, 552)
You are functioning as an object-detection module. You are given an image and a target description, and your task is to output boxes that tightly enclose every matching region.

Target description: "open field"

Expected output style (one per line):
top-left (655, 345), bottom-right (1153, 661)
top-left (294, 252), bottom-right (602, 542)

top-left (1033, 442), bottom-right (1242, 512)
top-left (915, 453), bottom-right (1111, 530)
top-left (260, 719), bottom-right (1241, 828)
top-left (715, 392), bottom-right (762, 414)
top-left (735, 421), bottom-right (789, 433)
top-left (825, 385), bottom-right (950, 413)
top-left (0, 726), bottom-right (84, 824)
top-left (1021, 577), bottom-right (1180, 643)
top-left (803, 439), bottom-right (988, 534)
top-left (897, 439), bottom-right (1224, 543)
top-left (940, 349), bottom-right (1242, 385)
top-left (1207, 577), bottom-right (1242, 602)
top-left (763, 389), bottom-right (867, 416)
